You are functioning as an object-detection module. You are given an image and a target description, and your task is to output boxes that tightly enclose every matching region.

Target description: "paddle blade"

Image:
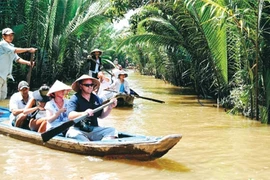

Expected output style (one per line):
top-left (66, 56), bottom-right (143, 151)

top-left (41, 120), bottom-right (74, 142)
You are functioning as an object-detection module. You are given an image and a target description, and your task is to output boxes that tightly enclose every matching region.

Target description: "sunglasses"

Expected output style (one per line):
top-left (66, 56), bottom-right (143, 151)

top-left (81, 83), bottom-right (94, 87)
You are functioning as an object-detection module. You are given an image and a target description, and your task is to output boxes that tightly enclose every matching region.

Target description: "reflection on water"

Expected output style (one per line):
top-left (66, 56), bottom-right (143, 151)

top-left (1, 70), bottom-right (270, 179)
top-left (107, 158), bottom-right (191, 172)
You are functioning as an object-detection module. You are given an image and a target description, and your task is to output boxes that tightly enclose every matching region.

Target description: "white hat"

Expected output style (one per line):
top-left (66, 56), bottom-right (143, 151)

top-left (18, 81), bottom-right (29, 90)
top-left (47, 80), bottom-right (72, 96)
top-left (2, 28), bottom-right (14, 35)
top-left (118, 70), bottom-right (128, 78)
top-left (71, 74), bottom-right (100, 92)
top-left (90, 48), bottom-right (103, 55)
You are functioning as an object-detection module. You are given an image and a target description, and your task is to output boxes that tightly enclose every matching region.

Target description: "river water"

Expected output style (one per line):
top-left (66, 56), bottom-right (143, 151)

top-left (1, 70), bottom-right (270, 180)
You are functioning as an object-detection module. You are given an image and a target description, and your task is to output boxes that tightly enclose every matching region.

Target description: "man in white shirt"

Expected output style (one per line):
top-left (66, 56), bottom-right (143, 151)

top-left (0, 27), bottom-right (37, 100)
top-left (9, 81), bottom-right (33, 128)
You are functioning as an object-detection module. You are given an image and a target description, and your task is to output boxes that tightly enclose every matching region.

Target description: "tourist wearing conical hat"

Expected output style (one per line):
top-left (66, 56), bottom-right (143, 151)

top-left (65, 74), bottom-right (118, 141)
top-left (86, 48), bottom-right (103, 78)
top-left (44, 80), bottom-right (71, 132)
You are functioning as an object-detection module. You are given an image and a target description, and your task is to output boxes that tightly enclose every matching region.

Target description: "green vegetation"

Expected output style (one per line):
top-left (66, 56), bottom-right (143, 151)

top-left (1, 0), bottom-right (270, 123)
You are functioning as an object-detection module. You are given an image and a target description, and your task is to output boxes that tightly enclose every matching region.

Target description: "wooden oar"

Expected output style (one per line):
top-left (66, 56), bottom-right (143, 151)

top-left (133, 94), bottom-right (165, 103)
top-left (105, 89), bottom-right (165, 104)
top-left (41, 101), bottom-right (114, 142)
top-left (26, 53), bottom-right (35, 86)
top-left (130, 88), bottom-right (165, 104)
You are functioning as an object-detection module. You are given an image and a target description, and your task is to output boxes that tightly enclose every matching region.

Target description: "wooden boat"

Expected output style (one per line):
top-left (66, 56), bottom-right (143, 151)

top-left (0, 107), bottom-right (181, 161)
top-left (100, 91), bottom-right (135, 107)
top-left (101, 89), bottom-right (165, 107)
top-left (115, 93), bottom-right (134, 107)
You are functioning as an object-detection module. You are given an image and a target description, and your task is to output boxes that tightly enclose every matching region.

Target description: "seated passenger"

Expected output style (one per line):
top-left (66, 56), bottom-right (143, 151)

top-left (45, 80), bottom-right (71, 132)
top-left (96, 71), bottom-right (113, 101)
top-left (111, 68), bottom-right (120, 83)
top-left (23, 84), bottom-right (50, 133)
top-left (108, 70), bottom-right (130, 95)
top-left (66, 74), bottom-right (118, 142)
top-left (9, 81), bottom-right (33, 128)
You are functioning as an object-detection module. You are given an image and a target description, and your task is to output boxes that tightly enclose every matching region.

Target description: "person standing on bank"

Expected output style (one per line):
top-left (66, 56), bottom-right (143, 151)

top-left (87, 48), bottom-right (102, 78)
top-left (66, 74), bottom-right (118, 142)
top-left (0, 28), bottom-right (37, 100)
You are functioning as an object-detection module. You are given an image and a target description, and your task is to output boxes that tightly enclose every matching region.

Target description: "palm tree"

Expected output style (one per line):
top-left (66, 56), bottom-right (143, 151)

top-left (116, 0), bottom-right (270, 122)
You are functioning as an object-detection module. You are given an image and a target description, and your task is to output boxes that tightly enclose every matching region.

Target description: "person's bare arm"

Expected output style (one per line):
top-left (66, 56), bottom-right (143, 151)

top-left (23, 98), bottom-right (38, 115)
top-left (16, 58), bottom-right (35, 67)
top-left (68, 111), bottom-right (88, 120)
top-left (11, 109), bottom-right (24, 116)
top-left (14, 47), bottom-right (37, 54)
top-left (99, 98), bottom-right (117, 119)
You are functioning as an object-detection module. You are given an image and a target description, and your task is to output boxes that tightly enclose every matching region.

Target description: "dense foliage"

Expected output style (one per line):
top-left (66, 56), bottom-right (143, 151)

top-left (1, 0), bottom-right (270, 123)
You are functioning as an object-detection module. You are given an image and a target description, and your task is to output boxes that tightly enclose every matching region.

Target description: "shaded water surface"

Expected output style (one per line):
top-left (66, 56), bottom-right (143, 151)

top-left (1, 70), bottom-right (270, 180)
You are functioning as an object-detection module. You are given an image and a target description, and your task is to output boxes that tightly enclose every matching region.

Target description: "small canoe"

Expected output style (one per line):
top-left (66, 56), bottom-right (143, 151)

top-left (0, 107), bottom-right (181, 161)
top-left (101, 89), bottom-right (164, 107)
top-left (100, 92), bottom-right (135, 107)
top-left (115, 93), bottom-right (134, 107)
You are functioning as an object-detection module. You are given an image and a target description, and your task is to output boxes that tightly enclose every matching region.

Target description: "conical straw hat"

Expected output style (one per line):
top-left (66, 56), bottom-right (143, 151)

top-left (47, 80), bottom-right (72, 96)
top-left (71, 74), bottom-right (100, 92)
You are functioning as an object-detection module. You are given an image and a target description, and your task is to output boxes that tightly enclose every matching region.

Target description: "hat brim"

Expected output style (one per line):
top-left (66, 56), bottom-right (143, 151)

top-left (71, 75), bottom-right (100, 92)
top-left (19, 86), bottom-right (29, 90)
top-left (118, 73), bottom-right (128, 78)
top-left (3, 32), bottom-right (14, 35)
top-left (90, 49), bottom-right (102, 55)
top-left (2, 28), bottom-right (14, 35)
top-left (33, 90), bottom-right (50, 102)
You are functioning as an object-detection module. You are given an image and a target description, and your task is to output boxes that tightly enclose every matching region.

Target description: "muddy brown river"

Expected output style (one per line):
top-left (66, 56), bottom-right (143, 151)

top-left (0, 70), bottom-right (270, 179)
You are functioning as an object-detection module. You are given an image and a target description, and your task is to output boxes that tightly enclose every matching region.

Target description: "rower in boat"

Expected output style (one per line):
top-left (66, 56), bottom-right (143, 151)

top-left (106, 70), bottom-right (134, 106)
top-left (66, 74), bottom-right (118, 141)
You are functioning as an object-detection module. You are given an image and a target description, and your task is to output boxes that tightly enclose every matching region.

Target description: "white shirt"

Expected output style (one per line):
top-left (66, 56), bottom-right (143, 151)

top-left (98, 78), bottom-right (111, 96)
top-left (35, 110), bottom-right (47, 119)
top-left (9, 91), bottom-right (33, 124)
top-left (0, 40), bottom-right (20, 80)
top-left (94, 59), bottom-right (100, 73)
top-left (109, 79), bottom-right (130, 94)
top-left (45, 98), bottom-right (69, 130)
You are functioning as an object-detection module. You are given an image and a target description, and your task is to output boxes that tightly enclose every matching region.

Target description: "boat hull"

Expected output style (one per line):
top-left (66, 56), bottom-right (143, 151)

top-left (116, 94), bottom-right (134, 107)
top-left (0, 108), bottom-right (181, 161)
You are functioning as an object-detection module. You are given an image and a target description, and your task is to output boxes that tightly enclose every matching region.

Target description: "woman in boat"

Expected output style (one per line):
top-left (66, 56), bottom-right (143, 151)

top-left (66, 74), bottom-right (118, 141)
top-left (87, 48), bottom-right (103, 78)
top-left (9, 80), bottom-right (33, 128)
top-left (44, 80), bottom-right (71, 132)
top-left (23, 84), bottom-right (50, 133)
top-left (111, 68), bottom-right (120, 83)
top-left (108, 70), bottom-right (130, 95)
